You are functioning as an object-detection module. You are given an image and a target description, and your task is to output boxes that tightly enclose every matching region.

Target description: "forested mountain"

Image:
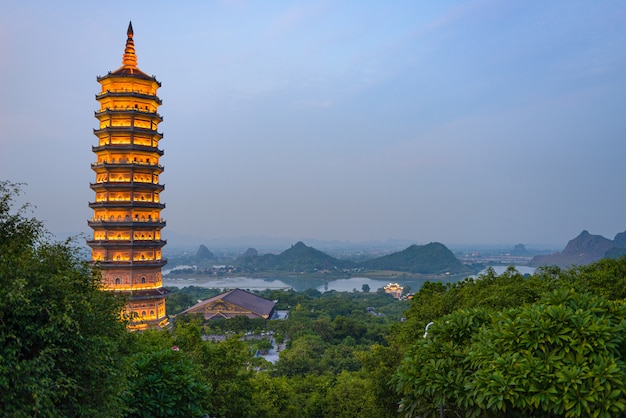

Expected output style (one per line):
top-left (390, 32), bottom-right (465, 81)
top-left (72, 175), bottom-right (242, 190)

top-left (359, 242), bottom-right (471, 275)
top-left (9, 180), bottom-right (626, 418)
top-left (234, 241), bottom-right (471, 275)
top-left (235, 241), bottom-right (357, 272)
top-left (530, 229), bottom-right (626, 267)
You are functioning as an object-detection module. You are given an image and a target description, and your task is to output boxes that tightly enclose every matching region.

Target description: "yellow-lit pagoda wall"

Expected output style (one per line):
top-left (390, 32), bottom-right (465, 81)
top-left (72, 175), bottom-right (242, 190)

top-left (92, 248), bottom-right (163, 263)
top-left (95, 152), bottom-right (160, 165)
top-left (101, 267), bottom-right (163, 289)
top-left (89, 24), bottom-right (169, 330)
top-left (126, 298), bottom-right (167, 330)
top-left (98, 77), bottom-right (159, 96)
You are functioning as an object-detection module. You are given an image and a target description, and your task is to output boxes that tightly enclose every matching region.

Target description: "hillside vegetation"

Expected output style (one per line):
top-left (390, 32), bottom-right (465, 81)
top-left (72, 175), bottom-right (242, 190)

top-left (232, 241), bottom-right (474, 276)
top-left (359, 242), bottom-right (470, 275)
top-left (235, 241), bottom-right (357, 272)
top-left (7, 181), bottom-right (626, 417)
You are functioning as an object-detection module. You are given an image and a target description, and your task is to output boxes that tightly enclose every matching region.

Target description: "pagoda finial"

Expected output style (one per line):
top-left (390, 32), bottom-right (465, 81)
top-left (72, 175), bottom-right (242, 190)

top-left (122, 21), bottom-right (137, 68)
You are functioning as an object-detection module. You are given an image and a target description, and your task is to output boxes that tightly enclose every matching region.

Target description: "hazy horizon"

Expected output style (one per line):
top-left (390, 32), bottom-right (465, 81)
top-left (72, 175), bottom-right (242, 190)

top-left (2, 1), bottom-right (626, 247)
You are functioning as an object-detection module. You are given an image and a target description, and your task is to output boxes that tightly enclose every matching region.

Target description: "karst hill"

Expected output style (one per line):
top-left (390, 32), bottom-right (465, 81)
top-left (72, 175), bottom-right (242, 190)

top-left (530, 229), bottom-right (626, 267)
top-left (234, 241), bottom-right (473, 276)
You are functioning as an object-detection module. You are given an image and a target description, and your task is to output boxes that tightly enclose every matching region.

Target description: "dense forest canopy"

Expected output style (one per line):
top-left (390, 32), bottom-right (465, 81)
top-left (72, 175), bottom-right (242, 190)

top-left (4, 180), bottom-right (626, 417)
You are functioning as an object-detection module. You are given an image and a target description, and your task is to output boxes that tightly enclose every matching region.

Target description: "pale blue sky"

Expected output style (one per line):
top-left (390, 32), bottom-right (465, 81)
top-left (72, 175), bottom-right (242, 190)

top-left (1, 0), bottom-right (625, 248)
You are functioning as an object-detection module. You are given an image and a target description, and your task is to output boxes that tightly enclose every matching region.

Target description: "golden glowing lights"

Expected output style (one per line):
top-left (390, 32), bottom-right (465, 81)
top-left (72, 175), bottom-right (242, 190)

top-left (88, 22), bottom-right (169, 329)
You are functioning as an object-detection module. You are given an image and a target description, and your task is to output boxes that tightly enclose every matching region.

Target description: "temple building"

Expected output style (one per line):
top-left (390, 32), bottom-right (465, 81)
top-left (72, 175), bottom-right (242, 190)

top-left (178, 289), bottom-right (277, 321)
top-left (384, 282), bottom-right (404, 299)
top-left (87, 22), bottom-right (169, 330)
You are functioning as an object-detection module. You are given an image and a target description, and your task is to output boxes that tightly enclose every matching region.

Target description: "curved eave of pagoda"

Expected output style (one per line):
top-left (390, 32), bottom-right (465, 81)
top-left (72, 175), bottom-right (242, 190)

top-left (90, 182), bottom-right (165, 191)
top-left (87, 219), bottom-right (166, 228)
top-left (128, 288), bottom-right (172, 302)
top-left (89, 201), bottom-right (166, 210)
top-left (92, 144), bottom-right (164, 156)
top-left (91, 162), bottom-right (164, 174)
top-left (93, 126), bottom-right (163, 138)
top-left (95, 109), bottom-right (163, 122)
top-left (97, 70), bottom-right (161, 86)
top-left (86, 239), bottom-right (167, 248)
top-left (96, 90), bottom-right (162, 105)
top-left (92, 259), bottom-right (168, 268)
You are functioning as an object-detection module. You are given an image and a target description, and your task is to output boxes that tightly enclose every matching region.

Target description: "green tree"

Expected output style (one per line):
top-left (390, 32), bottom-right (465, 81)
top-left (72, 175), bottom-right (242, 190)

top-left (122, 348), bottom-right (211, 418)
top-left (395, 267), bottom-right (550, 349)
top-left (323, 371), bottom-right (380, 418)
top-left (394, 307), bottom-right (491, 417)
top-left (359, 344), bottom-right (403, 417)
top-left (469, 289), bottom-right (626, 417)
top-left (250, 373), bottom-right (298, 418)
top-left (0, 181), bottom-right (129, 417)
top-left (394, 289), bottom-right (626, 417)
top-left (173, 320), bottom-right (255, 418)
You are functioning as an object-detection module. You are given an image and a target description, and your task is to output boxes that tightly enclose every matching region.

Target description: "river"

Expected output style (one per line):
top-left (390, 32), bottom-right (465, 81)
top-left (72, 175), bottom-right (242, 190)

top-left (163, 265), bottom-right (536, 293)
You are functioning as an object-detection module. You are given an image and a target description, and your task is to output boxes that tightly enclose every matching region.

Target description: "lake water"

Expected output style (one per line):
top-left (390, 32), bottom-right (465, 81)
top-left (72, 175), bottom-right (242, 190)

top-left (163, 265), bottom-right (536, 293)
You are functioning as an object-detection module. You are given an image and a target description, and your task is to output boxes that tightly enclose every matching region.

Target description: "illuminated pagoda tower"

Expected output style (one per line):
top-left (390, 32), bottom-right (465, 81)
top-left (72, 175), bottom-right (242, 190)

top-left (88, 22), bottom-right (169, 330)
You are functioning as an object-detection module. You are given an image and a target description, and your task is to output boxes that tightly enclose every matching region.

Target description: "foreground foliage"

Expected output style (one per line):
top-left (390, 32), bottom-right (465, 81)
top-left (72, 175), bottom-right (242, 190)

top-left (6, 181), bottom-right (626, 417)
top-left (0, 181), bottom-right (129, 416)
top-left (394, 290), bottom-right (626, 417)
top-left (393, 260), bottom-right (626, 417)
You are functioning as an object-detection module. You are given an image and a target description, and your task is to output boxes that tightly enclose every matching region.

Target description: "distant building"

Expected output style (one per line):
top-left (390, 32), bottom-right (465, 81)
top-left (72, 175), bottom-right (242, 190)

top-left (179, 288), bottom-right (276, 320)
top-left (87, 22), bottom-right (169, 330)
top-left (384, 282), bottom-right (404, 299)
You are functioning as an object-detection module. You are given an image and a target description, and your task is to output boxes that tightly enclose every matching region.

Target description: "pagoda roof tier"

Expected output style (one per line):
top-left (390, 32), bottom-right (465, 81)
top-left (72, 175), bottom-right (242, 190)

top-left (87, 239), bottom-right (167, 249)
top-left (92, 144), bottom-right (164, 156)
top-left (88, 219), bottom-right (166, 228)
top-left (125, 287), bottom-right (172, 302)
top-left (91, 161), bottom-right (164, 173)
top-left (93, 126), bottom-right (163, 138)
top-left (89, 201), bottom-right (166, 210)
top-left (93, 259), bottom-right (168, 268)
top-left (95, 109), bottom-right (163, 122)
top-left (96, 90), bottom-right (162, 105)
top-left (89, 182), bottom-right (165, 192)
top-left (97, 71), bottom-right (161, 85)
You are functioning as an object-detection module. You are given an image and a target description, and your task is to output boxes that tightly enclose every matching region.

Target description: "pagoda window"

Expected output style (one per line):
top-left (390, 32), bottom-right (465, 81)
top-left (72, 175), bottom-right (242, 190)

top-left (141, 311), bottom-right (146, 317)
top-left (141, 277), bottom-right (146, 284)
top-left (115, 278), bottom-right (121, 285)
top-left (150, 310), bottom-right (155, 317)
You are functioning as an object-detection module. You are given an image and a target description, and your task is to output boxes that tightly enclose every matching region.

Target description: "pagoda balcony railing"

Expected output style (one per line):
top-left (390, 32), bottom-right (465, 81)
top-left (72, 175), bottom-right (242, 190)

top-left (89, 201), bottom-right (166, 210)
top-left (92, 144), bottom-right (164, 156)
top-left (95, 108), bottom-right (163, 121)
top-left (93, 126), bottom-right (163, 138)
top-left (128, 288), bottom-right (172, 302)
top-left (91, 161), bottom-right (164, 170)
top-left (95, 89), bottom-right (162, 105)
top-left (88, 218), bottom-right (166, 227)
top-left (92, 259), bottom-right (168, 268)
top-left (86, 239), bottom-right (167, 248)
top-left (89, 182), bottom-right (165, 191)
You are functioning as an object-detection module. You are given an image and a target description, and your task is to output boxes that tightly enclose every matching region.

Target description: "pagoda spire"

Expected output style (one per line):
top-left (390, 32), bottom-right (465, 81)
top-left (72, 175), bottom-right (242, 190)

top-left (122, 21), bottom-right (137, 68)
